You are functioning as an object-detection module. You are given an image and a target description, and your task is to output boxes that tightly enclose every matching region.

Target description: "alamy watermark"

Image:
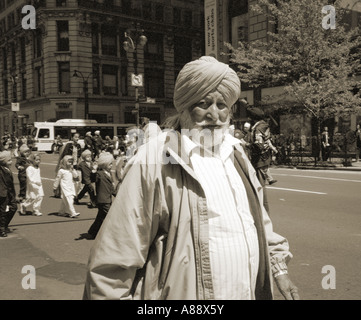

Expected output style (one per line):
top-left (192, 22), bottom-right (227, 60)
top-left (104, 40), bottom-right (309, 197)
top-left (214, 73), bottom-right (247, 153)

top-left (20, 5), bottom-right (336, 31)
top-left (21, 5), bottom-right (36, 30)
top-left (21, 265), bottom-right (36, 290)
top-left (322, 5), bottom-right (336, 30)
top-left (321, 265), bottom-right (336, 290)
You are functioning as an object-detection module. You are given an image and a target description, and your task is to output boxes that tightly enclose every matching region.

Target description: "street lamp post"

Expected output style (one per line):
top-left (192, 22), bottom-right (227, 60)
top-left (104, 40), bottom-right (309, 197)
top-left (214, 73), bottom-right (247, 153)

top-left (73, 70), bottom-right (92, 120)
top-left (123, 27), bottom-right (147, 127)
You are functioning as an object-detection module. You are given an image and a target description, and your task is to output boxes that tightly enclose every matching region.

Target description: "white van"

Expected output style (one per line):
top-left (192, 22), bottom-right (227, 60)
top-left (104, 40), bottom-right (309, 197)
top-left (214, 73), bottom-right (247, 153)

top-left (31, 119), bottom-right (134, 153)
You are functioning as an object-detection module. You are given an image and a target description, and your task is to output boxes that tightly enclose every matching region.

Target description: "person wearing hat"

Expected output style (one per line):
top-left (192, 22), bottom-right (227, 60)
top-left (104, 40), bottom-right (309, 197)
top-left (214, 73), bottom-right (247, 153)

top-left (84, 131), bottom-right (95, 156)
top-left (0, 151), bottom-right (17, 237)
top-left (84, 56), bottom-right (299, 300)
top-left (235, 122), bottom-right (252, 160)
top-left (15, 144), bottom-right (32, 202)
top-left (87, 152), bottom-right (115, 239)
top-left (76, 149), bottom-right (97, 208)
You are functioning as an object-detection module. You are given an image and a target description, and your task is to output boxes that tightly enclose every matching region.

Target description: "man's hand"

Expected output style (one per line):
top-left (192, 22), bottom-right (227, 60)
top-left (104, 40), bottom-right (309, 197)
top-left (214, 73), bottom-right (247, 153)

top-left (274, 274), bottom-right (300, 300)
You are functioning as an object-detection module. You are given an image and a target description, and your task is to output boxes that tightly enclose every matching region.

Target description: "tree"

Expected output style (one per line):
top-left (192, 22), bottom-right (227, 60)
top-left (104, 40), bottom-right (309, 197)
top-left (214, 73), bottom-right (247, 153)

top-left (227, 0), bottom-right (361, 162)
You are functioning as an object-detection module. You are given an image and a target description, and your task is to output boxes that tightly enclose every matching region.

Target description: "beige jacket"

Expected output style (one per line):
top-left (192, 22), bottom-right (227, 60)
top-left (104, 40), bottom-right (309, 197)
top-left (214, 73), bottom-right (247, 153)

top-left (83, 131), bottom-right (292, 300)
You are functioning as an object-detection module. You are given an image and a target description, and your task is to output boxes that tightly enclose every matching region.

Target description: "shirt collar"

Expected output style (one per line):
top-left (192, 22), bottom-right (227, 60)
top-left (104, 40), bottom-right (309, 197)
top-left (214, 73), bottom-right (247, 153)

top-left (181, 133), bottom-right (240, 162)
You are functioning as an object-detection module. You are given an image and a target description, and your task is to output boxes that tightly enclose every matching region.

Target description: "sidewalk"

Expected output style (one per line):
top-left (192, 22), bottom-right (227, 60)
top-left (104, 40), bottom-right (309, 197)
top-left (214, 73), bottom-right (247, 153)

top-left (276, 159), bottom-right (361, 171)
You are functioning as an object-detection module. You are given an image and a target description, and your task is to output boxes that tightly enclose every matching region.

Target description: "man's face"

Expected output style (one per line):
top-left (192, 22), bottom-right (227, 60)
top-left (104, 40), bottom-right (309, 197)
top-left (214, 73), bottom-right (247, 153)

top-left (181, 91), bottom-right (230, 148)
top-left (73, 134), bottom-right (79, 143)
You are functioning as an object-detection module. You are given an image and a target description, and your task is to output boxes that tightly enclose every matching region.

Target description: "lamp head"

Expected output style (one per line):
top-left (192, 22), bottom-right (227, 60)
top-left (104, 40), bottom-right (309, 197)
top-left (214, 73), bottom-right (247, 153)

top-left (138, 34), bottom-right (147, 47)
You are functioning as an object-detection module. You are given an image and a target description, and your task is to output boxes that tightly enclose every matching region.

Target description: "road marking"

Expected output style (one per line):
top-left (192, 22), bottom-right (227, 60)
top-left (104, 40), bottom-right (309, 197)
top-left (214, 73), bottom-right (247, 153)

top-left (267, 186), bottom-right (327, 195)
top-left (273, 173), bottom-right (361, 183)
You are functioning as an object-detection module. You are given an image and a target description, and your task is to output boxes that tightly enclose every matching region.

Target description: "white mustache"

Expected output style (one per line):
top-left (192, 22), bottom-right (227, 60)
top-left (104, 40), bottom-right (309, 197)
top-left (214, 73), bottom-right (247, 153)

top-left (194, 120), bottom-right (228, 128)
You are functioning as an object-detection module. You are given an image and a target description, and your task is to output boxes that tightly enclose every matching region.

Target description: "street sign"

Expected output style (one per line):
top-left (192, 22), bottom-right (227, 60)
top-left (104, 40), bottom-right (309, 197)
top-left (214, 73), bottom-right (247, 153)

top-left (131, 73), bottom-right (144, 87)
top-left (146, 97), bottom-right (156, 104)
top-left (139, 97), bottom-right (156, 104)
top-left (11, 102), bottom-right (20, 112)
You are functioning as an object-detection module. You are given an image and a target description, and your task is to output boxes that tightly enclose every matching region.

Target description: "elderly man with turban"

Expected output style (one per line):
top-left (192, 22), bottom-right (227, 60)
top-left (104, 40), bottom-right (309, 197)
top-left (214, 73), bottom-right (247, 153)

top-left (83, 56), bottom-right (299, 300)
top-left (0, 151), bottom-right (17, 237)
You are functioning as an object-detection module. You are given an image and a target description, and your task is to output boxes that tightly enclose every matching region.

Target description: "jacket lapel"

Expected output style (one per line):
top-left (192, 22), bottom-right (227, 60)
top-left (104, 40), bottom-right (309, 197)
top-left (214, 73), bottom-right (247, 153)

top-left (233, 149), bottom-right (272, 300)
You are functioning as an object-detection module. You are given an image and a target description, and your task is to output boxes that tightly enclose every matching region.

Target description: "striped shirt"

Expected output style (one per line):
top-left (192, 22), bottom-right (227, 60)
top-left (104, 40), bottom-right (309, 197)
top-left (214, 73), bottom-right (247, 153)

top-left (182, 133), bottom-right (259, 300)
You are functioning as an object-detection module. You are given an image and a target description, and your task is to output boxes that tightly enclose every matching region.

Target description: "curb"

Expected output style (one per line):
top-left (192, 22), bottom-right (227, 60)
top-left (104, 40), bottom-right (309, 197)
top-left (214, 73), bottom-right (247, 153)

top-left (275, 165), bottom-right (361, 171)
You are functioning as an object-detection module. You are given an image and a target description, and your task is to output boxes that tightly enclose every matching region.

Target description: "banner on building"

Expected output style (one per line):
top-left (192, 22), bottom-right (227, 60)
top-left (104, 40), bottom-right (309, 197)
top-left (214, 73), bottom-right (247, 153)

top-left (204, 0), bottom-right (218, 58)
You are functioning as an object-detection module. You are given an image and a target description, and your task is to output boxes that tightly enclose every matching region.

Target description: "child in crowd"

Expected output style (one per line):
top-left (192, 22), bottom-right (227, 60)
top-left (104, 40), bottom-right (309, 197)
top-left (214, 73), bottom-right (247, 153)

top-left (0, 151), bottom-right (17, 237)
top-left (15, 144), bottom-right (32, 201)
top-left (87, 152), bottom-right (115, 239)
top-left (20, 153), bottom-right (44, 216)
top-left (76, 149), bottom-right (97, 208)
top-left (53, 155), bottom-right (80, 218)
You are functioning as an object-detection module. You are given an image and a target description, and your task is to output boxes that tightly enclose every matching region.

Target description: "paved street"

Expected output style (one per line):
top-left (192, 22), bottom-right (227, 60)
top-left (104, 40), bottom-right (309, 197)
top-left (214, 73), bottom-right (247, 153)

top-left (269, 167), bottom-right (361, 300)
top-left (1, 153), bottom-right (361, 300)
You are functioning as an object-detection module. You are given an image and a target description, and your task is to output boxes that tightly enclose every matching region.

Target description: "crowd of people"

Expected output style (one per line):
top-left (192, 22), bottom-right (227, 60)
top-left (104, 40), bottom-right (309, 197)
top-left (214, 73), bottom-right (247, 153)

top-left (1, 57), bottom-right (299, 300)
top-left (0, 129), bottom-right (132, 239)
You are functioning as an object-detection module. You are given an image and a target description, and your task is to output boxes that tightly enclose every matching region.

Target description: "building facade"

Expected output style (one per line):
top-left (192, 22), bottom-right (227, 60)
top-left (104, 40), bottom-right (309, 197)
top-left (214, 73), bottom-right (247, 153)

top-left (0, 0), bottom-right (205, 137)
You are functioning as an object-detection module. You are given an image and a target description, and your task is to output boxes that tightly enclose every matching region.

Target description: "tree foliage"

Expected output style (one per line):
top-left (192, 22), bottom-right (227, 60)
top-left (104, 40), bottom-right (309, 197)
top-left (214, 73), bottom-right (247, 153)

top-left (227, 0), bottom-right (361, 122)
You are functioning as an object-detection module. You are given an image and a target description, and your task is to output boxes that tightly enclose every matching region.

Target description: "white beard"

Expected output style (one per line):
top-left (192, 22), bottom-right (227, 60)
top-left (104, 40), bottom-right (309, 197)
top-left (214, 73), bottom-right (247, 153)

top-left (180, 111), bottom-right (230, 150)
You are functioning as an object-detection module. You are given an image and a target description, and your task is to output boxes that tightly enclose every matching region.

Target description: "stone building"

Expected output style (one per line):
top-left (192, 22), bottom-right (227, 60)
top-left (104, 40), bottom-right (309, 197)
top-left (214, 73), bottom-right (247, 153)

top-left (0, 0), bottom-right (205, 136)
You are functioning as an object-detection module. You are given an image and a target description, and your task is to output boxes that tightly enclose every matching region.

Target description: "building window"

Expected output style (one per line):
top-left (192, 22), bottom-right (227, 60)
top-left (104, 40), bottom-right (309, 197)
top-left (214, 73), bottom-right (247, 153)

top-left (229, 0), bottom-right (248, 18)
top-left (183, 10), bottom-right (192, 26)
top-left (56, 0), bottom-right (66, 6)
top-left (91, 23), bottom-right (99, 54)
top-left (3, 79), bottom-right (8, 104)
top-left (145, 67), bottom-right (164, 98)
top-left (238, 26), bottom-right (249, 43)
top-left (0, 19), bottom-right (6, 36)
top-left (20, 37), bottom-right (26, 63)
top-left (144, 33), bottom-right (163, 61)
top-left (12, 81), bottom-right (17, 102)
top-left (103, 0), bottom-right (114, 8)
top-left (34, 67), bottom-right (42, 97)
top-left (103, 64), bottom-right (118, 96)
top-left (120, 65), bottom-right (128, 96)
top-left (11, 42), bottom-right (16, 67)
top-left (57, 20), bottom-right (69, 51)
top-left (56, 111), bottom-right (72, 120)
top-left (92, 64), bottom-right (100, 95)
top-left (101, 24), bottom-right (117, 56)
top-left (58, 62), bottom-right (70, 93)
top-left (173, 7), bottom-right (181, 25)
top-left (2, 47), bottom-right (7, 70)
top-left (21, 72), bottom-right (26, 101)
top-left (155, 4), bottom-right (164, 22)
top-left (174, 36), bottom-right (192, 65)
top-left (7, 12), bottom-right (15, 29)
top-left (142, 1), bottom-right (152, 20)
top-left (34, 28), bottom-right (43, 58)
top-left (121, 0), bottom-right (131, 15)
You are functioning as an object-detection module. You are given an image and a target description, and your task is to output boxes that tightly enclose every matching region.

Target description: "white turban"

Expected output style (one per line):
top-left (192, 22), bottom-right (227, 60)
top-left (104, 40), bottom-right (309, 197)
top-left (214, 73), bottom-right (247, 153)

top-left (173, 56), bottom-right (241, 113)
